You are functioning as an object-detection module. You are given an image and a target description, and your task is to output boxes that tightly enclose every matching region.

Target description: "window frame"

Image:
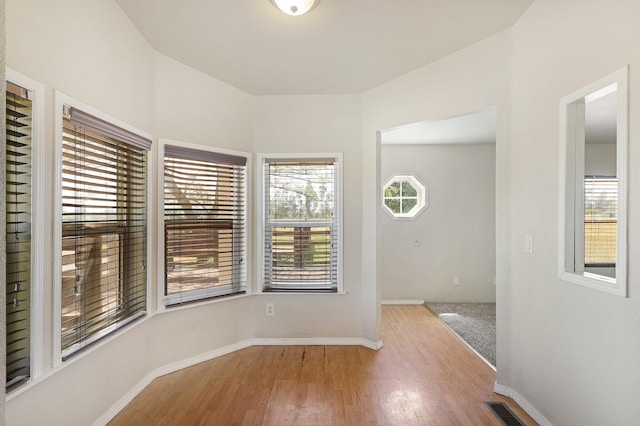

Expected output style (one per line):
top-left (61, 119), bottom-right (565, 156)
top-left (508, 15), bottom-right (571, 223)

top-left (382, 174), bottom-right (428, 220)
top-left (258, 153), bottom-right (343, 293)
top-left (558, 67), bottom-right (628, 297)
top-left (5, 69), bottom-right (45, 391)
top-left (53, 92), bottom-right (153, 366)
top-left (158, 139), bottom-right (251, 308)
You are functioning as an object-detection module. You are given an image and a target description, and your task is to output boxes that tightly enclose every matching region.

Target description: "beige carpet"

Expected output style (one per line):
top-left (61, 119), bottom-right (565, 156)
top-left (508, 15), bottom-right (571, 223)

top-left (425, 302), bottom-right (496, 367)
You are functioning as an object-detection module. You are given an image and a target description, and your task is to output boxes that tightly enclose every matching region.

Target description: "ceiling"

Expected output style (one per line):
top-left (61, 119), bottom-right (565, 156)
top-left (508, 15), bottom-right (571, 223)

top-left (381, 108), bottom-right (496, 145)
top-left (115, 0), bottom-right (532, 95)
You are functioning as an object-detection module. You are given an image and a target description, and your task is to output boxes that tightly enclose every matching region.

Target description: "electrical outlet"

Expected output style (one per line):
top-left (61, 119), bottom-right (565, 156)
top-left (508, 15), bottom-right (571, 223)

top-left (453, 276), bottom-right (460, 286)
top-left (266, 303), bottom-right (275, 316)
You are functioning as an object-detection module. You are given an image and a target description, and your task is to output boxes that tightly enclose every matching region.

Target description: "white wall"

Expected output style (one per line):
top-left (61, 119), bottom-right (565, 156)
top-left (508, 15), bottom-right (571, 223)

top-left (6, 0), bottom-right (640, 424)
top-left (366, 2), bottom-right (640, 422)
top-left (6, 1), bottom-right (157, 423)
top-left (380, 143), bottom-right (496, 302)
top-left (506, 1), bottom-right (640, 424)
top-left (4, 2), bottom-right (370, 425)
top-left (4, 1), bottom-right (259, 425)
top-left (154, 53), bottom-right (255, 152)
top-left (252, 95), bottom-right (364, 339)
top-left (362, 28), bottom-right (513, 379)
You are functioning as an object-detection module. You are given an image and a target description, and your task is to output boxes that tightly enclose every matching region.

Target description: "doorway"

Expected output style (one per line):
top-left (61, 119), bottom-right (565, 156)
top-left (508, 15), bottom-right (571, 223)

top-left (379, 108), bottom-right (497, 366)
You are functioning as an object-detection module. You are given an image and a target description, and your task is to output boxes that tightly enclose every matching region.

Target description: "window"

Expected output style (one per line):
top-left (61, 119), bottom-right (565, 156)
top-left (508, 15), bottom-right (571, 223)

top-left (262, 156), bottom-right (341, 292)
top-left (59, 104), bottom-right (150, 359)
top-left (559, 66), bottom-right (628, 297)
top-left (5, 81), bottom-right (33, 389)
top-left (584, 176), bottom-right (617, 266)
top-left (162, 143), bottom-right (247, 305)
top-left (382, 174), bottom-right (427, 219)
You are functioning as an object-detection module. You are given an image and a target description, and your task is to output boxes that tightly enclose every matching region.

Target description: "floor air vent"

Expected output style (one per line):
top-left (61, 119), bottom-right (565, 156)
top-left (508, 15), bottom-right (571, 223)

top-left (485, 402), bottom-right (525, 426)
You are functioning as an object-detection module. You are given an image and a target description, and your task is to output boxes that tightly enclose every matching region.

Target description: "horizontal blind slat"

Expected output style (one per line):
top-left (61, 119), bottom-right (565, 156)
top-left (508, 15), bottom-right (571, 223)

top-left (5, 86), bottom-right (33, 389)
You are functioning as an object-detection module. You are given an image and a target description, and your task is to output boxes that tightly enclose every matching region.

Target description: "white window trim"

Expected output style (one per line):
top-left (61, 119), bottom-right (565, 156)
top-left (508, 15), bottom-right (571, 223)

top-left (382, 173), bottom-right (428, 220)
top-left (6, 69), bottom-right (45, 384)
top-left (157, 138), bottom-right (252, 310)
top-left (256, 153), bottom-right (344, 294)
top-left (52, 92), bottom-right (154, 367)
top-left (558, 66), bottom-right (628, 297)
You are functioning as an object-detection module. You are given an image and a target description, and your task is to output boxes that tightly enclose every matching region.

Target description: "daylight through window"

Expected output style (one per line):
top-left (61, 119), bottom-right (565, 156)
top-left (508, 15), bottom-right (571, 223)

top-left (584, 176), bottom-right (617, 266)
top-left (383, 175), bottom-right (427, 219)
top-left (163, 145), bottom-right (247, 305)
top-left (60, 106), bottom-right (150, 359)
top-left (5, 81), bottom-right (33, 390)
top-left (263, 157), bottom-right (340, 292)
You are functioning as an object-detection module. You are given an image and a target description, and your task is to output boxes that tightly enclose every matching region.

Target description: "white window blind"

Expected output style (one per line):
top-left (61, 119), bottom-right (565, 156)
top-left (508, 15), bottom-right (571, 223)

top-left (263, 158), bottom-right (339, 292)
top-left (584, 176), bottom-right (617, 265)
top-left (60, 106), bottom-right (150, 359)
top-left (5, 82), bottom-right (32, 389)
top-left (164, 145), bottom-right (247, 305)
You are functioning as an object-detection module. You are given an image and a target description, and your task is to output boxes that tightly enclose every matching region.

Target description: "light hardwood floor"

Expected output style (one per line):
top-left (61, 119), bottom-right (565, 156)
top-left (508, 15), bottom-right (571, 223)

top-left (109, 305), bottom-right (537, 425)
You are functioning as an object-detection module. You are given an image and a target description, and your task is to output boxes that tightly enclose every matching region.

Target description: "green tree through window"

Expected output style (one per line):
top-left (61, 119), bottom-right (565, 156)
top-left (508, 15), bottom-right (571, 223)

top-left (383, 175), bottom-right (427, 219)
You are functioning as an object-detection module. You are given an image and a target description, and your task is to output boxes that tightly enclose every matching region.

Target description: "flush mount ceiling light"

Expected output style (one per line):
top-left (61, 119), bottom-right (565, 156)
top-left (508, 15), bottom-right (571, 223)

top-left (270, 0), bottom-right (320, 16)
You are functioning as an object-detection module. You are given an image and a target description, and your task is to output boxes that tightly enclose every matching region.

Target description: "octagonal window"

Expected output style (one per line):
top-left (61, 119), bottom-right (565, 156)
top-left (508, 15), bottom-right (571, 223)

top-left (382, 174), bottom-right (427, 219)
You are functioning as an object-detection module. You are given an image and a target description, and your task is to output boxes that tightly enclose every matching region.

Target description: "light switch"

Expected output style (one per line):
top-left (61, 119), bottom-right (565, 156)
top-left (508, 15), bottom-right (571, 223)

top-left (525, 235), bottom-right (534, 254)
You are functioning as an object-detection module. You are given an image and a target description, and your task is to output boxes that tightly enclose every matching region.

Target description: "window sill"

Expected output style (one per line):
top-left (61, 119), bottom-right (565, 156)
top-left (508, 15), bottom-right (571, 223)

top-left (254, 291), bottom-right (348, 296)
top-left (560, 271), bottom-right (625, 297)
top-left (157, 292), bottom-right (251, 314)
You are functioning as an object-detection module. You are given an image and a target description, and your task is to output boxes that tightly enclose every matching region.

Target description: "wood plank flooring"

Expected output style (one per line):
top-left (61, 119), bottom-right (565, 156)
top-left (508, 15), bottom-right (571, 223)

top-left (109, 305), bottom-right (537, 425)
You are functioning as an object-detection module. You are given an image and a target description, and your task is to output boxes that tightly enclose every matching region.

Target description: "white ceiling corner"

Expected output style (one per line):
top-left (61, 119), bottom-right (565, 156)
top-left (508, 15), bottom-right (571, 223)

top-left (115, 0), bottom-right (532, 95)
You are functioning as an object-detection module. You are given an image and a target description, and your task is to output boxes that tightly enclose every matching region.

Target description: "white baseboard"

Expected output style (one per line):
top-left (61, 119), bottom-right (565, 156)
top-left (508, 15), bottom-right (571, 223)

top-left (381, 299), bottom-right (425, 305)
top-left (369, 339), bottom-right (384, 350)
top-left (94, 337), bottom-right (382, 425)
top-left (93, 339), bottom-right (252, 426)
top-left (153, 340), bottom-right (253, 378)
top-left (494, 381), bottom-right (553, 426)
top-left (251, 337), bottom-right (383, 350)
top-left (93, 373), bottom-right (156, 426)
